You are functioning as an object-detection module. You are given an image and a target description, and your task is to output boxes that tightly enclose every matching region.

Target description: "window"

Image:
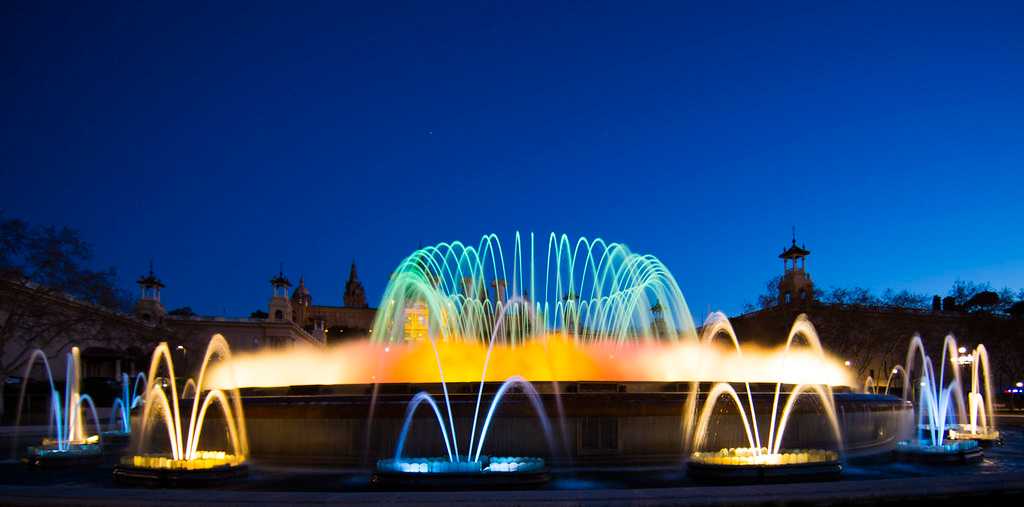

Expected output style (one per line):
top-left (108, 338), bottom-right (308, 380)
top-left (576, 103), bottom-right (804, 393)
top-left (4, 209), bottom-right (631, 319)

top-left (274, 309), bottom-right (284, 320)
top-left (784, 292), bottom-right (792, 304)
top-left (578, 416), bottom-right (618, 453)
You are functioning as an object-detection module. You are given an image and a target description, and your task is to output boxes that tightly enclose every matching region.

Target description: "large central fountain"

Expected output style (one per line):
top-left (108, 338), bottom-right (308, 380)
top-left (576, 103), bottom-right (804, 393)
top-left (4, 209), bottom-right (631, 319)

top-left (197, 232), bottom-right (978, 487)
top-left (357, 233), bottom-right (849, 484)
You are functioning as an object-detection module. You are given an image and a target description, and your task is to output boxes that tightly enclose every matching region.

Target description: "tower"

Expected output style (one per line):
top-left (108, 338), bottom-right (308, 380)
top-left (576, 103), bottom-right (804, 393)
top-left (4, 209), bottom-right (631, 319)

top-left (343, 261), bottom-right (368, 308)
top-left (268, 265), bottom-right (293, 321)
top-left (778, 229), bottom-right (813, 306)
top-left (134, 261), bottom-right (166, 321)
top-left (291, 276), bottom-right (311, 325)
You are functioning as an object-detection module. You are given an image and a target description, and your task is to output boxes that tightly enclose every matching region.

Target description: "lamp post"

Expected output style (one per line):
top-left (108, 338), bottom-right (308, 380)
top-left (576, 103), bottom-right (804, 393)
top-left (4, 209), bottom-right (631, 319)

top-left (176, 345), bottom-right (187, 375)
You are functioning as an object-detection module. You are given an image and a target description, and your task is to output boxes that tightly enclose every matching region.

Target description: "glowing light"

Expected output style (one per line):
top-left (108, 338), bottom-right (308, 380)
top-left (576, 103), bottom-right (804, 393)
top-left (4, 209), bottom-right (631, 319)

top-left (123, 451), bottom-right (244, 470)
top-left (16, 347), bottom-right (102, 452)
top-left (1016, 382), bottom-right (1023, 388)
top-left (207, 336), bottom-right (854, 388)
top-left (372, 233), bottom-right (698, 346)
top-left (958, 346), bottom-right (967, 354)
top-left (844, 360), bottom-right (851, 367)
top-left (132, 335), bottom-right (248, 469)
top-left (691, 448), bottom-right (838, 466)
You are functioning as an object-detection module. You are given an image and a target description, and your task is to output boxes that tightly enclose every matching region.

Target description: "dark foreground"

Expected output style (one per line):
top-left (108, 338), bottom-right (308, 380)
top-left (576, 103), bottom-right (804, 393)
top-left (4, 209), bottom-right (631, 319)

top-left (1, 423), bottom-right (1023, 506)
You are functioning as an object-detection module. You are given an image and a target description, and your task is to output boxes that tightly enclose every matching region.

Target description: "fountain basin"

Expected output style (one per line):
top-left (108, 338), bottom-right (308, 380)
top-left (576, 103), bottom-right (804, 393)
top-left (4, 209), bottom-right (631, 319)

top-left (372, 456), bottom-right (549, 489)
top-left (113, 452), bottom-right (248, 487)
top-left (895, 439), bottom-right (982, 464)
top-left (100, 431), bottom-right (132, 451)
top-left (22, 442), bottom-right (102, 468)
top-left (687, 448), bottom-right (841, 482)
top-left (948, 426), bottom-right (1001, 447)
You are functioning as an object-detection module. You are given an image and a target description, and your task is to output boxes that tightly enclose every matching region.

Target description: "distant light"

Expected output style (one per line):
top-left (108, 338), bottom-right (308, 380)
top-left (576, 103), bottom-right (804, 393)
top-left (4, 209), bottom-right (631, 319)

top-left (384, 346), bottom-right (390, 353)
top-left (1017, 382), bottom-right (1023, 388)
top-left (892, 368), bottom-right (899, 374)
top-left (844, 361), bottom-right (851, 367)
top-left (958, 346), bottom-right (967, 354)
top-left (176, 345), bottom-right (185, 351)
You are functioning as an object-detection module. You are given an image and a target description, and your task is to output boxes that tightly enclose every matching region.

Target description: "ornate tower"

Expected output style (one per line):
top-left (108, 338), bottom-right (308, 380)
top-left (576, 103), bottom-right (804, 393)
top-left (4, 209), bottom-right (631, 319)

top-left (268, 265), bottom-right (293, 321)
top-left (343, 261), bottom-right (368, 308)
top-left (291, 276), bottom-right (311, 325)
top-left (778, 229), bottom-right (813, 306)
top-left (134, 261), bottom-right (166, 321)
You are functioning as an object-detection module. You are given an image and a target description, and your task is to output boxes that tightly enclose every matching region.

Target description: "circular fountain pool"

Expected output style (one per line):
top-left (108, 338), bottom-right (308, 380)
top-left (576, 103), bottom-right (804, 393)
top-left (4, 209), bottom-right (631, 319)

top-left (948, 425), bottom-right (1002, 447)
top-left (895, 439), bottom-right (982, 464)
top-left (22, 442), bottom-right (102, 468)
top-left (372, 456), bottom-right (549, 488)
top-left (113, 452), bottom-right (248, 487)
top-left (687, 448), bottom-right (841, 482)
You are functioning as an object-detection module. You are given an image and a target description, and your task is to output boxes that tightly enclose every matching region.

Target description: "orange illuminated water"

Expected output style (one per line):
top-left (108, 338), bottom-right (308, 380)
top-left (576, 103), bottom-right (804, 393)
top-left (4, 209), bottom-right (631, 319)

top-left (207, 335), bottom-right (854, 389)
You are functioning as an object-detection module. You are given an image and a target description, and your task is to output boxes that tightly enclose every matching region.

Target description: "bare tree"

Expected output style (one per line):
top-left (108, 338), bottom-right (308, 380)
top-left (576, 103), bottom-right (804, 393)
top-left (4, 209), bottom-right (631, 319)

top-left (0, 215), bottom-right (136, 418)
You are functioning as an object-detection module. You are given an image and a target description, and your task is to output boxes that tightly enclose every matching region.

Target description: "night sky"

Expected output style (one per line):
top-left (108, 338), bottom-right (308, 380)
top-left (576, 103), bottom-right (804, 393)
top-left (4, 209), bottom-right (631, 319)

top-left (3, 2), bottom-right (1023, 318)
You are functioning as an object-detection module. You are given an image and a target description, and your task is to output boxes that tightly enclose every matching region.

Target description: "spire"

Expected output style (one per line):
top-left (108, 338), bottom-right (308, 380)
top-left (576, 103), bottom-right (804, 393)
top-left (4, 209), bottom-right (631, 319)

top-left (344, 260), bottom-right (368, 308)
top-left (137, 259), bottom-right (165, 289)
top-left (292, 275), bottom-right (310, 300)
top-left (779, 229), bottom-right (810, 259)
top-left (270, 262), bottom-right (291, 288)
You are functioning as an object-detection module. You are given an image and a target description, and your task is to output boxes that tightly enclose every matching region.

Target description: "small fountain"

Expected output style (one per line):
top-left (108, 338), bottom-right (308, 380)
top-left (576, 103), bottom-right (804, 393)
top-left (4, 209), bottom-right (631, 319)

top-left (685, 314), bottom-right (843, 482)
top-left (113, 335), bottom-right (249, 486)
top-left (372, 371), bottom-right (556, 487)
top-left (947, 344), bottom-right (1000, 446)
top-left (15, 346), bottom-right (103, 467)
top-left (101, 372), bottom-right (146, 448)
top-left (894, 335), bottom-right (982, 464)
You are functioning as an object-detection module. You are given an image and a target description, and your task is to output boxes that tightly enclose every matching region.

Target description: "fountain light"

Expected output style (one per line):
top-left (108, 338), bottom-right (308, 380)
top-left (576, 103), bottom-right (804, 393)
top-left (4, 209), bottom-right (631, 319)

top-left (691, 448), bottom-right (839, 466)
top-left (894, 336), bottom-right (988, 462)
top-left (114, 335), bottom-right (249, 486)
top-left (947, 344), bottom-right (1000, 446)
top-left (687, 314), bottom-right (844, 482)
top-left (16, 346), bottom-right (103, 466)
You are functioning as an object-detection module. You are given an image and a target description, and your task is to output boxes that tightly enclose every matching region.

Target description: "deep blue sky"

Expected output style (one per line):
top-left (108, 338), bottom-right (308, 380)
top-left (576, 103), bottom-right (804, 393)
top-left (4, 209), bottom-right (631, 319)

top-left (3, 1), bottom-right (1023, 318)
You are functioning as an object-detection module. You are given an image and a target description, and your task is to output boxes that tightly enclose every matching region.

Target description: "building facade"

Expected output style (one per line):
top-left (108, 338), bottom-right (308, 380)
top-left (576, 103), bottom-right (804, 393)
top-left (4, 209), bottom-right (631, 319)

top-left (730, 235), bottom-right (1024, 393)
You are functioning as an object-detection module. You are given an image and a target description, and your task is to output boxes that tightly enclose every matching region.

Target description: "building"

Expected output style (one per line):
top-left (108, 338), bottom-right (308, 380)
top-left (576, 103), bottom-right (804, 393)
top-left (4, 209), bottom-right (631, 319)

top-left (3, 261), bottom-right (377, 390)
top-left (729, 234), bottom-right (1024, 392)
top-left (153, 262), bottom-right (378, 368)
top-left (287, 262), bottom-right (377, 342)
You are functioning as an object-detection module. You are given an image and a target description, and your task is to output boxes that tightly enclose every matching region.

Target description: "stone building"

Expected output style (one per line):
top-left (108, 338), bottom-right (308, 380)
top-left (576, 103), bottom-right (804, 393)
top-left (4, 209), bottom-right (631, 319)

top-left (3, 261), bottom-right (378, 392)
top-left (281, 262), bottom-right (376, 343)
top-left (156, 262), bottom-right (378, 371)
top-left (729, 235), bottom-right (1024, 393)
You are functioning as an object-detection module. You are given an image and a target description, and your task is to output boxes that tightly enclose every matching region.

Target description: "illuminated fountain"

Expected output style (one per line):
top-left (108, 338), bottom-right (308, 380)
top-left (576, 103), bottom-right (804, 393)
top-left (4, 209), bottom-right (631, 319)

top-left (370, 233), bottom-right (695, 485)
top-left (15, 346), bottom-right (102, 466)
top-left (113, 335), bottom-right (249, 486)
top-left (373, 374), bottom-right (555, 487)
top-left (686, 314), bottom-right (843, 481)
top-left (202, 233), bottom-right (857, 478)
top-left (893, 335), bottom-right (982, 464)
top-left (947, 344), bottom-right (1000, 445)
top-left (101, 372), bottom-right (147, 448)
